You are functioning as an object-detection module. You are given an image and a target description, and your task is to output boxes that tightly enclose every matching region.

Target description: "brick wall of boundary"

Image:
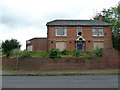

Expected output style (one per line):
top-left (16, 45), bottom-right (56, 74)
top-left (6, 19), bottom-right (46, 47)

top-left (2, 48), bottom-right (120, 71)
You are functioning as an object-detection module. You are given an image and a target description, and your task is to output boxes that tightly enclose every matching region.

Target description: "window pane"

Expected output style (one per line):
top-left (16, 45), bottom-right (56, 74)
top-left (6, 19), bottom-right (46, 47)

top-left (92, 28), bottom-right (97, 36)
top-left (98, 28), bottom-right (104, 36)
top-left (77, 28), bottom-right (82, 36)
top-left (56, 28), bottom-right (60, 36)
top-left (62, 28), bottom-right (67, 36)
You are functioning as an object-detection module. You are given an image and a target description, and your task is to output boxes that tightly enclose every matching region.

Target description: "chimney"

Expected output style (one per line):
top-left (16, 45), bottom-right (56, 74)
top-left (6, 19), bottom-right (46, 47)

top-left (98, 15), bottom-right (103, 21)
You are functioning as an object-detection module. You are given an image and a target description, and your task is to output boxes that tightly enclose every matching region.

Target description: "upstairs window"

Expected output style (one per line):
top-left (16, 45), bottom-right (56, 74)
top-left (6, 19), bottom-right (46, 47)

top-left (56, 28), bottom-right (67, 36)
top-left (77, 28), bottom-right (82, 36)
top-left (92, 28), bottom-right (104, 36)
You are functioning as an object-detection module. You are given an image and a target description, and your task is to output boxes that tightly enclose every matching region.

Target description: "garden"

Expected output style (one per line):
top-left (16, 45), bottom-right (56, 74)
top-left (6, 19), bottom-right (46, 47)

top-left (1, 39), bottom-right (103, 59)
top-left (9, 47), bottom-right (103, 59)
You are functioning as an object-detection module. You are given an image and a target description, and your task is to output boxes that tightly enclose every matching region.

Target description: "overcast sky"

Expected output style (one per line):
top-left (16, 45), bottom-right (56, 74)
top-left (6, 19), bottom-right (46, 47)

top-left (0, 0), bottom-right (119, 50)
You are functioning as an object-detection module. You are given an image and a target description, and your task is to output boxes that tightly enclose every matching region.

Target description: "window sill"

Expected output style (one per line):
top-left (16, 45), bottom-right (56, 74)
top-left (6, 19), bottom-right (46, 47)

top-left (56, 36), bottom-right (67, 37)
top-left (92, 36), bottom-right (104, 38)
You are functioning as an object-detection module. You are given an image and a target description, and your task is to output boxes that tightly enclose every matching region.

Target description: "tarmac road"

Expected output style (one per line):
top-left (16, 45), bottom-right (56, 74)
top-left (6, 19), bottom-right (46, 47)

top-left (2, 75), bottom-right (119, 88)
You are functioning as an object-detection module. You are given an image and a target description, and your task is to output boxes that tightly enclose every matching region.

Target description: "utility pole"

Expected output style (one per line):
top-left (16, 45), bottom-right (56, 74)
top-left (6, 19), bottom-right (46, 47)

top-left (16, 44), bottom-right (19, 70)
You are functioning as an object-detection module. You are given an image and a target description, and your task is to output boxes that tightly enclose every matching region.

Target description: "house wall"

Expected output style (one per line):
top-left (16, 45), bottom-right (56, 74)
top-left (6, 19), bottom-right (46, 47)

top-left (47, 26), bottom-right (113, 51)
top-left (26, 38), bottom-right (47, 51)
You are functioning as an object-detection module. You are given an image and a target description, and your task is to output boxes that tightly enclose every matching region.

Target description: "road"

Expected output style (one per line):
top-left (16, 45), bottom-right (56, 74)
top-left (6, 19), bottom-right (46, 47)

top-left (2, 75), bottom-right (118, 88)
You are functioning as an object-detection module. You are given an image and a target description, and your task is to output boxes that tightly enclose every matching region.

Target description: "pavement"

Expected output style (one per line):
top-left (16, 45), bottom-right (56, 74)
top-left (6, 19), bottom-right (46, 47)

top-left (1, 71), bottom-right (14, 76)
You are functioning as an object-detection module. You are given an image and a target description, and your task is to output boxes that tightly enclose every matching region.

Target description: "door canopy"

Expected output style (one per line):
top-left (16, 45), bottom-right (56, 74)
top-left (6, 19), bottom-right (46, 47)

top-left (76, 36), bottom-right (86, 42)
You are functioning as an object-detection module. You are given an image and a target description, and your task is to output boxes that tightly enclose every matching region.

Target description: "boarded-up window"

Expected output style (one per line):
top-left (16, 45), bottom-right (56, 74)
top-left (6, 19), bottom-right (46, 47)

top-left (56, 42), bottom-right (66, 51)
top-left (27, 46), bottom-right (33, 51)
top-left (94, 42), bottom-right (104, 50)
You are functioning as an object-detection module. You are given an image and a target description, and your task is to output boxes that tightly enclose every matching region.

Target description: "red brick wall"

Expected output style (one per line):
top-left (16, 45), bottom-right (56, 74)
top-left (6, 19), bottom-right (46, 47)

top-left (26, 38), bottom-right (47, 51)
top-left (2, 58), bottom-right (16, 69)
top-left (47, 26), bottom-right (112, 51)
top-left (2, 48), bottom-right (119, 71)
top-left (103, 48), bottom-right (119, 68)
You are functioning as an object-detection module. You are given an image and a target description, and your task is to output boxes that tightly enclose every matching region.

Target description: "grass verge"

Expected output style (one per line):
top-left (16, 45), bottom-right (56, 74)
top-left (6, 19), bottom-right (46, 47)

top-left (2, 67), bottom-right (16, 71)
top-left (15, 69), bottom-right (120, 76)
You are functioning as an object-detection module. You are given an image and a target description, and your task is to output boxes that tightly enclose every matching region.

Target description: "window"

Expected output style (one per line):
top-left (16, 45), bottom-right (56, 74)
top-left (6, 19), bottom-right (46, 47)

top-left (27, 40), bottom-right (31, 44)
top-left (56, 41), bottom-right (66, 51)
top-left (56, 28), bottom-right (61, 36)
top-left (77, 28), bottom-right (82, 36)
top-left (92, 28), bottom-right (104, 36)
top-left (27, 46), bottom-right (32, 51)
top-left (56, 28), bottom-right (67, 36)
top-left (94, 41), bottom-right (104, 50)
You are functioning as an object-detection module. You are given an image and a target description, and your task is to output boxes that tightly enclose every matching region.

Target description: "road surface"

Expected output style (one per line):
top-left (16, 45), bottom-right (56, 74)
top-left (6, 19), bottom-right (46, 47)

top-left (2, 75), bottom-right (118, 88)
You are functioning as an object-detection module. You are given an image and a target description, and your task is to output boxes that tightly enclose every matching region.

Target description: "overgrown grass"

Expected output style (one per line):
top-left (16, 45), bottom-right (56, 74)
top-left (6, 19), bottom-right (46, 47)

top-left (60, 48), bottom-right (103, 59)
top-left (9, 48), bottom-right (103, 58)
top-left (30, 51), bottom-right (49, 58)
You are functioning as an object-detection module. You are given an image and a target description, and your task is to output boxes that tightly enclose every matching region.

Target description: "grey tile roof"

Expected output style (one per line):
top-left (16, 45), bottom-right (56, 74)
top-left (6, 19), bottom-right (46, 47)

top-left (46, 20), bottom-right (112, 26)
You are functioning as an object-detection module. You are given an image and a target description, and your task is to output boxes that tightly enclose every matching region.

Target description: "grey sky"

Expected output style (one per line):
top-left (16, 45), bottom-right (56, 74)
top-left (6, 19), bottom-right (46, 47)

top-left (0, 0), bottom-right (119, 50)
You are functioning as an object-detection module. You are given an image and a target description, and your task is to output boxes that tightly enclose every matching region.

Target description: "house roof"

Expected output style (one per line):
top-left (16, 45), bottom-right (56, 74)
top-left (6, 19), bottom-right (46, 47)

top-left (27, 37), bottom-right (47, 41)
top-left (46, 20), bottom-right (112, 26)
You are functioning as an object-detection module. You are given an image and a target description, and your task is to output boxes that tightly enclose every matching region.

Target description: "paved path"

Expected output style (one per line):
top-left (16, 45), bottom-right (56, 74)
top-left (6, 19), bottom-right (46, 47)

top-left (1, 71), bottom-right (14, 75)
top-left (2, 75), bottom-right (119, 88)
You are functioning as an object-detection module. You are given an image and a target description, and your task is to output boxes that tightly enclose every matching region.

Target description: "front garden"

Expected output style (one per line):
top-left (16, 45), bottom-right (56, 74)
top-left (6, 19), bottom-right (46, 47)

top-left (7, 47), bottom-right (103, 59)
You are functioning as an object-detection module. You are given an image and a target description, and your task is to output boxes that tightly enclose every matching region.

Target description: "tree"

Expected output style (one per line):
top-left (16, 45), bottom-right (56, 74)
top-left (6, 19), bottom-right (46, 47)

top-left (2, 39), bottom-right (21, 57)
top-left (93, 2), bottom-right (120, 51)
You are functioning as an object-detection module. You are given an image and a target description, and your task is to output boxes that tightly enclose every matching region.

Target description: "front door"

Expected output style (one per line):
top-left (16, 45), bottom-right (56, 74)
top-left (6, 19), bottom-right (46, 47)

top-left (77, 44), bottom-right (83, 50)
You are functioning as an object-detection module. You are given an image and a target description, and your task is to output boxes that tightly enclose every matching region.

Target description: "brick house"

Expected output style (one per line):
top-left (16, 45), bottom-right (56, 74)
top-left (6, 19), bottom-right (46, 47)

top-left (26, 37), bottom-right (47, 51)
top-left (46, 19), bottom-right (112, 51)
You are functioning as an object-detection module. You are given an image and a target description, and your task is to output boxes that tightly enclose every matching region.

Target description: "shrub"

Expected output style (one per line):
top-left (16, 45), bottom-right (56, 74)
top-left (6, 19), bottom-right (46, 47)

top-left (85, 51), bottom-right (96, 59)
top-left (20, 50), bottom-right (31, 58)
top-left (94, 48), bottom-right (103, 57)
top-left (70, 50), bottom-right (81, 57)
top-left (49, 48), bottom-right (60, 58)
top-left (30, 51), bottom-right (48, 58)
top-left (60, 49), bottom-right (68, 55)
top-left (10, 49), bottom-right (21, 58)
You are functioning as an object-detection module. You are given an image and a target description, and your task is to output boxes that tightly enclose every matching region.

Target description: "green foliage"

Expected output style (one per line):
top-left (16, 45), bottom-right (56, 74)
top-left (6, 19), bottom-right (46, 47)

top-left (10, 49), bottom-right (21, 58)
top-left (30, 51), bottom-right (49, 58)
top-left (49, 48), bottom-right (60, 58)
top-left (60, 49), bottom-right (68, 55)
top-left (60, 48), bottom-right (103, 58)
top-left (70, 50), bottom-right (81, 57)
top-left (93, 2), bottom-right (120, 51)
top-left (2, 39), bottom-right (21, 57)
top-left (112, 33), bottom-right (120, 51)
top-left (94, 47), bottom-right (103, 57)
top-left (9, 48), bottom-right (103, 59)
top-left (20, 50), bottom-right (31, 58)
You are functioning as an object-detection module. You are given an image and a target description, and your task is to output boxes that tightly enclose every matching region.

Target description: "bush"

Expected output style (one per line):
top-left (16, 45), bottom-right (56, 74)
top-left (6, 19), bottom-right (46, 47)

top-left (85, 51), bottom-right (96, 59)
top-left (60, 49), bottom-right (68, 55)
top-left (10, 49), bottom-right (21, 58)
top-left (30, 51), bottom-right (48, 58)
top-left (94, 48), bottom-right (103, 57)
top-left (20, 50), bottom-right (31, 58)
top-left (70, 50), bottom-right (81, 57)
top-left (49, 48), bottom-right (60, 58)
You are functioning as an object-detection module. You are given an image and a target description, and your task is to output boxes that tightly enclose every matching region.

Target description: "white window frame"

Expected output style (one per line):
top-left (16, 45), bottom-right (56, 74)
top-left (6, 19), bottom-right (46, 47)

top-left (56, 28), bottom-right (67, 36)
top-left (77, 28), bottom-right (82, 36)
top-left (92, 28), bottom-right (104, 37)
top-left (56, 28), bottom-right (61, 36)
top-left (27, 45), bottom-right (33, 51)
top-left (62, 28), bottom-right (67, 36)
